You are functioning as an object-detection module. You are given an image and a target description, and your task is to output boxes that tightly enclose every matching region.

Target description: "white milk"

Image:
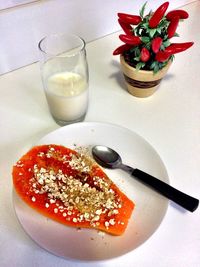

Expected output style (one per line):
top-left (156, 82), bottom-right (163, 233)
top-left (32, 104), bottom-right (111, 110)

top-left (45, 72), bottom-right (88, 122)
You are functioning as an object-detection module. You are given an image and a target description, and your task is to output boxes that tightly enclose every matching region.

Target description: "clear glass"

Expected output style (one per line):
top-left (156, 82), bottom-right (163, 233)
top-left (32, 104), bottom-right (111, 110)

top-left (38, 33), bottom-right (89, 126)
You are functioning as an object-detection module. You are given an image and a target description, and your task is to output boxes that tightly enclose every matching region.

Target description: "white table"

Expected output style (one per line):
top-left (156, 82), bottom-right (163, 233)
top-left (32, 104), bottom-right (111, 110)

top-left (0, 1), bottom-right (200, 266)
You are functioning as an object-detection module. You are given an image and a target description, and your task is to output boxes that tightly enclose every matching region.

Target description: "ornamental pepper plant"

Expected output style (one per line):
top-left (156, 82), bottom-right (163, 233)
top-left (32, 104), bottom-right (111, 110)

top-left (113, 2), bottom-right (194, 73)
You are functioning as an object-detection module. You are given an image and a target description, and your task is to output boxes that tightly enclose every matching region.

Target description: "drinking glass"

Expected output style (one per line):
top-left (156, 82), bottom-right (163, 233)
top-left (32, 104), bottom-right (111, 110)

top-left (38, 33), bottom-right (89, 126)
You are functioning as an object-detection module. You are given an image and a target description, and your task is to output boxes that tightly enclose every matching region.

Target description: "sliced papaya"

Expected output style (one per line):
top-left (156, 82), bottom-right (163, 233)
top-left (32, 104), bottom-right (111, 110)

top-left (12, 144), bottom-right (135, 235)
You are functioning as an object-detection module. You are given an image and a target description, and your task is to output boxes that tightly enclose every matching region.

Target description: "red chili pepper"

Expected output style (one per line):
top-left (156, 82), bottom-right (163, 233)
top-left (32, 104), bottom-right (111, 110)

top-left (167, 16), bottom-right (179, 38)
top-left (118, 13), bottom-right (142, 25)
top-left (118, 19), bottom-right (133, 36)
top-left (166, 10), bottom-right (189, 20)
top-left (149, 2), bottom-right (169, 28)
top-left (165, 42), bottom-right (194, 54)
top-left (119, 34), bottom-right (141, 45)
top-left (151, 37), bottom-right (163, 53)
top-left (113, 44), bottom-right (131, 55)
top-left (155, 51), bottom-right (171, 62)
top-left (140, 47), bottom-right (150, 62)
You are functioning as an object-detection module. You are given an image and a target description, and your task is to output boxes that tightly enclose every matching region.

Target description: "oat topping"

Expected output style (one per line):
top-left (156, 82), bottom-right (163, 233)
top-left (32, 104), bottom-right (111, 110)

top-left (28, 146), bottom-right (122, 228)
top-left (31, 196), bottom-right (36, 202)
top-left (105, 221), bottom-right (109, 228)
top-left (54, 208), bottom-right (58, 213)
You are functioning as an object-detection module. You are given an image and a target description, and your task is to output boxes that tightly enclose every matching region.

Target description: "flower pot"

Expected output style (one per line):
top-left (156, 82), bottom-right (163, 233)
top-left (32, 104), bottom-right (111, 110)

top-left (120, 55), bottom-right (172, 98)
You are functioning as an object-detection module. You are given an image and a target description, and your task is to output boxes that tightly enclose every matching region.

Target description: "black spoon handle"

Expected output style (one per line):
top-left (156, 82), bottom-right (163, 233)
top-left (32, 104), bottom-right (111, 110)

top-left (131, 168), bottom-right (199, 212)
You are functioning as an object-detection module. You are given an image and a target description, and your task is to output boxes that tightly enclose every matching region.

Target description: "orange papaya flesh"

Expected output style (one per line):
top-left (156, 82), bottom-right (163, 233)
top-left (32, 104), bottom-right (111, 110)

top-left (12, 145), bottom-right (135, 235)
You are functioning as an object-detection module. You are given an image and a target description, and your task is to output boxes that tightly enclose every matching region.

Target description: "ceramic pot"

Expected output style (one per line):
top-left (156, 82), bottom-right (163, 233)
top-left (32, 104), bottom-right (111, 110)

top-left (120, 55), bottom-right (172, 98)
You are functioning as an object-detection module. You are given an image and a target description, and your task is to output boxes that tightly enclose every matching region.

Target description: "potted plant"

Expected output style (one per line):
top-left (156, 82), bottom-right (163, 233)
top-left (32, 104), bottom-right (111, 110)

top-left (113, 1), bottom-right (194, 97)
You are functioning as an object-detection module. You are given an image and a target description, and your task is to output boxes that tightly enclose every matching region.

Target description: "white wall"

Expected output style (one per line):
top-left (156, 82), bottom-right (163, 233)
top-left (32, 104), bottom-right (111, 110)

top-left (0, 0), bottom-right (39, 10)
top-left (0, 0), bottom-right (194, 74)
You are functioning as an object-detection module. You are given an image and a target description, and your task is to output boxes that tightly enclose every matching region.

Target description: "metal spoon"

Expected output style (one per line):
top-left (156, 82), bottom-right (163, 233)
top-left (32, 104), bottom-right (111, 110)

top-left (92, 145), bottom-right (199, 212)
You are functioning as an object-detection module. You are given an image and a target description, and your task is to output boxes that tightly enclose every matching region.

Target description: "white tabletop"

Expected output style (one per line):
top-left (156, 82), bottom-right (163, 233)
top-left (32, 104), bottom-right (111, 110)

top-left (0, 1), bottom-right (200, 266)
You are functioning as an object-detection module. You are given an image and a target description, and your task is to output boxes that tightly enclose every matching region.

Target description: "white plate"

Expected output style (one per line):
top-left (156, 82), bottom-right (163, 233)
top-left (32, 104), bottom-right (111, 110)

top-left (13, 122), bottom-right (169, 261)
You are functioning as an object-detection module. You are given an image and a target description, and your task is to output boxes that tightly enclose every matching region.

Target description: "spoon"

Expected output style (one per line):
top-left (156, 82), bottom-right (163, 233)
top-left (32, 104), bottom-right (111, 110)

top-left (92, 145), bottom-right (199, 212)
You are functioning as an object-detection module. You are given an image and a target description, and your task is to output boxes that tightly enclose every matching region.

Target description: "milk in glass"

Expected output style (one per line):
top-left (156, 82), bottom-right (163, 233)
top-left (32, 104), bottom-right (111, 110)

top-left (45, 71), bottom-right (88, 122)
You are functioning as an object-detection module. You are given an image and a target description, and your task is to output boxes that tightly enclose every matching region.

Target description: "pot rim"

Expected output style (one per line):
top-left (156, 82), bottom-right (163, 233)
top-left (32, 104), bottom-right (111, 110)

top-left (120, 55), bottom-right (172, 74)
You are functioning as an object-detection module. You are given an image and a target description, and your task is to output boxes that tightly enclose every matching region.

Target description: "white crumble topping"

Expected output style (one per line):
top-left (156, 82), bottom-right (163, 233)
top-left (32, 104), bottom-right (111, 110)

top-left (105, 221), bottom-right (109, 228)
top-left (29, 146), bottom-right (123, 229)
top-left (31, 196), bottom-right (36, 202)
top-left (109, 218), bottom-right (115, 225)
top-left (95, 209), bottom-right (102, 215)
top-left (54, 208), bottom-right (58, 213)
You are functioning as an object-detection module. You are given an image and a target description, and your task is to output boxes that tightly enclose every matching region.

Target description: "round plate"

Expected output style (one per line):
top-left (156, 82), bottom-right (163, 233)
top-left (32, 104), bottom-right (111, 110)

top-left (13, 122), bottom-right (169, 261)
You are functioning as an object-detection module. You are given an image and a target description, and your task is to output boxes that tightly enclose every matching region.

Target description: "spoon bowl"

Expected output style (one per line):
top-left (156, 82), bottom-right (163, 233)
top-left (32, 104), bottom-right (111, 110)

top-left (92, 145), bottom-right (122, 168)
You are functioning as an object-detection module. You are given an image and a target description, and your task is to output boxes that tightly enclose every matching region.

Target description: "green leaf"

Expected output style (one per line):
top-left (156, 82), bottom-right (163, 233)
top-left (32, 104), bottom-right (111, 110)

top-left (141, 22), bottom-right (149, 29)
top-left (139, 1), bottom-right (147, 18)
top-left (136, 62), bottom-right (145, 71)
top-left (135, 47), bottom-right (141, 57)
top-left (170, 55), bottom-right (175, 61)
top-left (134, 56), bottom-right (140, 62)
top-left (153, 62), bottom-right (160, 73)
top-left (149, 28), bottom-right (157, 38)
top-left (160, 44), bottom-right (165, 50)
top-left (158, 18), bottom-right (169, 28)
top-left (150, 61), bottom-right (156, 70)
top-left (145, 43), bottom-right (151, 50)
top-left (156, 28), bottom-right (162, 34)
top-left (141, 36), bottom-right (150, 43)
top-left (130, 47), bottom-right (136, 53)
top-left (174, 32), bottom-right (180, 37)
top-left (163, 39), bottom-right (170, 47)
top-left (163, 34), bottom-right (169, 41)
